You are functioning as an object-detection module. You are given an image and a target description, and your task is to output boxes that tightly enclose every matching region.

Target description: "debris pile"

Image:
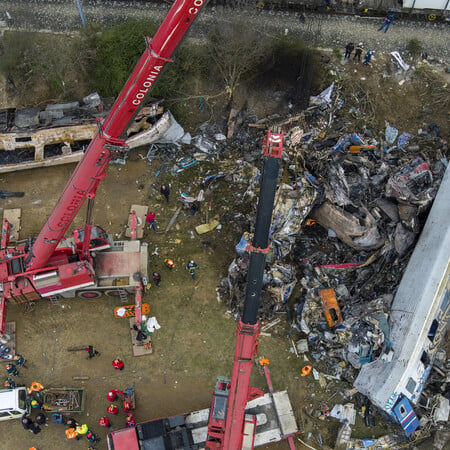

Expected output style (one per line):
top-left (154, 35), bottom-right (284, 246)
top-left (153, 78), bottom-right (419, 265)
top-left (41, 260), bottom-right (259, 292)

top-left (203, 83), bottom-right (448, 445)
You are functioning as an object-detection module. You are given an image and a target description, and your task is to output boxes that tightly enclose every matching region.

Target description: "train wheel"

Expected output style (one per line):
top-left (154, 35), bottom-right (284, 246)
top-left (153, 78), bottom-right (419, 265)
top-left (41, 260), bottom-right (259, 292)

top-left (105, 289), bottom-right (123, 298)
top-left (428, 13), bottom-right (436, 21)
top-left (78, 290), bottom-right (102, 299)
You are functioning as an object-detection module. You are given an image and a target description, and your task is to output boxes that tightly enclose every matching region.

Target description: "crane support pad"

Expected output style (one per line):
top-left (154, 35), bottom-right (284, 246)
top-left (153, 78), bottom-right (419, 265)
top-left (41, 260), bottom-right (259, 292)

top-left (129, 317), bottom-right (153, 357)
top-left (125, 205), bottom-right (148, 239)
top-left (272, 391), bottom-right (298, 436)
top-left (3, 209), bottom-right (21, 242)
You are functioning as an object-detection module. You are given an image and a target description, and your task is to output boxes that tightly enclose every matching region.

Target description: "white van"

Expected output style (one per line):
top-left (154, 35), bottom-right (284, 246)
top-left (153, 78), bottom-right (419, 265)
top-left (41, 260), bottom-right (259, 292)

top-left (0, 387), bottom-right (29, 421)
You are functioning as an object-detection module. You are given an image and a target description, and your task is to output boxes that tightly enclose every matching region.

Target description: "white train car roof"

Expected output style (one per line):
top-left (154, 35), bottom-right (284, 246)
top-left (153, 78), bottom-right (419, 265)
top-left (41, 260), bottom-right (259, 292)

top-left (354, 163), bottom-right (450, 412)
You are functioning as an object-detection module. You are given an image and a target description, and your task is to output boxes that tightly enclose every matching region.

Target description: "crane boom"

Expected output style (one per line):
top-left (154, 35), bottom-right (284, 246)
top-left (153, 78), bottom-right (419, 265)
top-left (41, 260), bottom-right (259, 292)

top-left (26, 0), bottom-right (207, 270)
top-left (206, 130), bottom-right (284, 449)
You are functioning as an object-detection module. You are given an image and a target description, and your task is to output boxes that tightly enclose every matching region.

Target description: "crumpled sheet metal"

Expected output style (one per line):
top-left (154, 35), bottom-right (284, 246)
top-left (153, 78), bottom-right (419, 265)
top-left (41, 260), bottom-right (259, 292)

top-left (385, 157), bottom-right (434, 206)
top-left (125, 111), bottom-right (190, 148)
top-left (312, 201), bottom-right (384, 250)
top-left (270, 177), bottom-right (317, 255)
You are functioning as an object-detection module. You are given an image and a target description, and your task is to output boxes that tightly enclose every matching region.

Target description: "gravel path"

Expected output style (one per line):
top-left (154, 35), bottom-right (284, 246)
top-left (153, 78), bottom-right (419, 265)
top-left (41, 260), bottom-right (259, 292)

top-left (0, 0), bottom-right (449, 61)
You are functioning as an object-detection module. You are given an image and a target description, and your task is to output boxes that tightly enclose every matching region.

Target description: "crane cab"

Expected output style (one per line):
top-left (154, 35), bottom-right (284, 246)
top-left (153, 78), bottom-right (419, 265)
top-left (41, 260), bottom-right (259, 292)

top-left (73, 226), bottom-right (112, 252)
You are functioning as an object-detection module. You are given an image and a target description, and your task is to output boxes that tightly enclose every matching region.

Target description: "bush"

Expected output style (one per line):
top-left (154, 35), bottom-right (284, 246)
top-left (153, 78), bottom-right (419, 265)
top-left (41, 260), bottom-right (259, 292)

top-left (88, 21), bottom-right (158, 97)
top-left (407, 38), bottom-right (422, 58)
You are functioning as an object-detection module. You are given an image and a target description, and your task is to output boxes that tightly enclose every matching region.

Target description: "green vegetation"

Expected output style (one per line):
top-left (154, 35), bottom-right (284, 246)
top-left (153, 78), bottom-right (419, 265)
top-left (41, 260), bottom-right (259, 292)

top-left (87, 21), bottom-right (158, 96)
top-left (406, 37), bottom-right (422, 58)
top-left (0, 21), bottom-right (322, 121)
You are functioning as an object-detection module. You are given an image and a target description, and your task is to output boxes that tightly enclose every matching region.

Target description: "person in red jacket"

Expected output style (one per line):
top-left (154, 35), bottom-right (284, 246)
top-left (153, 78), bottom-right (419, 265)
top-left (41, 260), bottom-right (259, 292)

top-left (107, 404), bottom-right (118, 415)
top-left (146, 211), bottom-right (156, 232)
top-left (98, 416), bottom-right (110, 427)
top-left (123, 401), bottom-right (133, 414)
top-left (112, 358), bottom-right (124, 370)
top-left (126, 414), bottom-right (136, 427)
top-left (107, 389), bottom-right (123, 401)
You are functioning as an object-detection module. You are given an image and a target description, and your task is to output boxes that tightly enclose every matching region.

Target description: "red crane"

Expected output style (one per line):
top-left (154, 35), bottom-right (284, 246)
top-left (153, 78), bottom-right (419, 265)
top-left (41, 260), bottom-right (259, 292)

top-left (0, 0), bottom-right (208, 336)
top-left (205, 130), bottom-right (285, 449)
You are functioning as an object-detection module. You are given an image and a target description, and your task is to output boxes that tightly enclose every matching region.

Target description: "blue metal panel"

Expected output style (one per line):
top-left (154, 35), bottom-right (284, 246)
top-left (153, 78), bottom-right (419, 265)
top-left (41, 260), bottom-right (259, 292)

top-left (393, 397), bottom-right (420, 436)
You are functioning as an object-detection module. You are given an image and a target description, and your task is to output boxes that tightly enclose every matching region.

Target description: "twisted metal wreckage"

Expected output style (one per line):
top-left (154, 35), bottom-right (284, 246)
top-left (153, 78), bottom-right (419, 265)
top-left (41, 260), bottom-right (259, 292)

top-left (211, 84), bottom-right (449, 446)
top-left (1, 76), bottom-right (449, 446)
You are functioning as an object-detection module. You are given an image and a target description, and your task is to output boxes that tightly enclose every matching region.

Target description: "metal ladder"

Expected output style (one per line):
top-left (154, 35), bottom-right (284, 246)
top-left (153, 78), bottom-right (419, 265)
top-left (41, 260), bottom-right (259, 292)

top-left (118, 289), bottom-right (128, 304)
top-left (49, 295), bottom-right (60, 306)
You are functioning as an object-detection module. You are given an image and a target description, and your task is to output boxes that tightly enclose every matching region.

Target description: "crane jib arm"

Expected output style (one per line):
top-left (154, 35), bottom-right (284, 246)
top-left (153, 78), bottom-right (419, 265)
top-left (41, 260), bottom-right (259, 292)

top-left (26, 0), bottom-right (208, 271)
top-left (204, 131), bottom-right (284, 450)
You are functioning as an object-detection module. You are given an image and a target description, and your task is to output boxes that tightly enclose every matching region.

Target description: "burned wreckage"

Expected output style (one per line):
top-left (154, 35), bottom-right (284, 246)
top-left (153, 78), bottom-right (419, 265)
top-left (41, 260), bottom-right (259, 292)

top-left (213, 85), bottom-right (450, 445)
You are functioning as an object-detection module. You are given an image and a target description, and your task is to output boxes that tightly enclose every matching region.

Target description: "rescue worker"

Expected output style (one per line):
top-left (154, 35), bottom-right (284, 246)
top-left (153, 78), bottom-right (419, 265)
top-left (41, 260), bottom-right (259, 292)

top-left (344, 42), bottom-right (354, 59)
top-left (123, 401), bottom-right (133, 414)
top-left (164, 258), bottom-right (175, 270)
top-left (76, 423), bottom-right (89, 440)
top-left (4, 377), bottom-right (16, 389)
top-left (363, 50), bottom-right (375, 66)
top-left (126, 415), bottom-right (136, 427)
top-left (31, 399), bottom-right (42, 410)
top-left (112, 358), bottom-right (124, 370)
top-left (28, 381), bottom-right (44, 394)
top-left (186, 260), bottom-right (198, 279)
top-left (353, 43), bottom-right (364, 62)
top-left (87, 430), bottom-right (100, 443)
top-left (65, 417), bottom-right (79, 428)
top-left (65, 427), bottom-right (78, 439)
top-left (98, 416), bottom-right (110, 427)
top-left (160, 184), bottom-right (170, 202)
top-left (35, 412), bottom-right (47, 426)
top-left (107, 404), bottom-right (119, 415)
top-left (152, 272), bottom-right (161, 287)
top-left (5, 363), bottom-right (18, 376)
top-left (189, 201), bottom-right (200, 216)
top-left (13, 354), bottom-right (27, 368)
top-left (84, 345), bottom-right (100, 359)
top-left (146, 211), bottom-right (156, 232)
top-left (51, 413), bottom-right (64, 424)
top-left (107, 389), bottom-right (123, 402)
top-left (378, 12), bottom-right (394, 33)
top-left (21, 415), bottom-right (33, 430)
top-left (30, 422), bottom-right (41, 435)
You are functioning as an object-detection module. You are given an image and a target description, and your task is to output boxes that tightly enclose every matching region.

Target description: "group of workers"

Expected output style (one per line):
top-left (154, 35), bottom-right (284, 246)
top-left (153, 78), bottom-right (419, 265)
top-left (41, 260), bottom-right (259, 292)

top-left (13, 351), bottom-right (133, 448)
top-left (19, 380), bottom-right (101, 447)
top-left (3, 353), bottom-right (27, 389)
top-left (99, 388), bottom-right (136, 429)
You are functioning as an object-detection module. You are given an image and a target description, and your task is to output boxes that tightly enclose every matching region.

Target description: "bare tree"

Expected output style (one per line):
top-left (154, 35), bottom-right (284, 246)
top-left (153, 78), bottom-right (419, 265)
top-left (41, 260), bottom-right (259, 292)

top-left (206, 21), bottom-right (270, 101)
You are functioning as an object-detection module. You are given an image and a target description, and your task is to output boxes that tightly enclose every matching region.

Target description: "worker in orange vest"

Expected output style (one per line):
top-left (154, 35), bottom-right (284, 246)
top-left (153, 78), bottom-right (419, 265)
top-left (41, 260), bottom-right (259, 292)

top-left (164, 258), bottom-right (175, 270)
top-left (65, 427), bottom-right (78, 439)
top-left (28, 381), bottom-right (44, 394)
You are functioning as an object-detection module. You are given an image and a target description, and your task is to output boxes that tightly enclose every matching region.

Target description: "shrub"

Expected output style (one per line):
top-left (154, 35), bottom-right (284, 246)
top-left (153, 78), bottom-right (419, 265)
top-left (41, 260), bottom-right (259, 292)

top-left (407, 38), bottom-right (422, 58)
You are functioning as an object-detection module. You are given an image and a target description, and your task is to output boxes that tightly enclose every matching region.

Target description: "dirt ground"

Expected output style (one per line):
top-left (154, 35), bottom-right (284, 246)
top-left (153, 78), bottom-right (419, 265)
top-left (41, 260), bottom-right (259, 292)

top-left (0, 152), bottom-right (308, 450)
